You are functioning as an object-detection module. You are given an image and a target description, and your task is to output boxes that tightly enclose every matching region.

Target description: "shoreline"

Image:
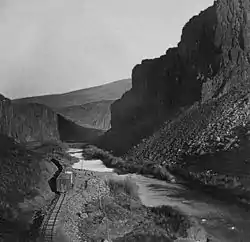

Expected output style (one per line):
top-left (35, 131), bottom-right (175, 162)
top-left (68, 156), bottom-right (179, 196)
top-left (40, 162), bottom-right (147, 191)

top-left (80, 145), bottom-right (250, 209)
top-left (58, 168), bottom-right (208, 242)
top-left (57, 147), bottom-right (209, 242)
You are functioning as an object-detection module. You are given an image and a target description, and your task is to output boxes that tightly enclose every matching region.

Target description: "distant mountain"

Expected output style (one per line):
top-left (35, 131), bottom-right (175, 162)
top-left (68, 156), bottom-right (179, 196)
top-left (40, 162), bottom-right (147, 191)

top-left (57, 100), bottom-right (113, 130)
top-left (14, 79), bottom-right (132, 130)
top-left (14, 79), bottom-right (132, 108)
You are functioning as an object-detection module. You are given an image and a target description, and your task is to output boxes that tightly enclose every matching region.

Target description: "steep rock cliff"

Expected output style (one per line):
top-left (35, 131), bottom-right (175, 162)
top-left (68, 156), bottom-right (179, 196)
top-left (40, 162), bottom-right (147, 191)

top-left (58, 114), bottom-right (104, 142)
top-left (0, 94), bottom-right (59, 143)
top-left (103, 0), bottom-right (250, 154)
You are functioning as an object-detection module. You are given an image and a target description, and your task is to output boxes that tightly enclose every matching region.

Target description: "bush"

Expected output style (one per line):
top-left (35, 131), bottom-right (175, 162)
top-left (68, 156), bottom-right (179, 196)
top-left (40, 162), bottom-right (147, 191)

top-left (81, 145), bottom-right (125, 168)
top-left (105, 176), bottom-right (139, 198)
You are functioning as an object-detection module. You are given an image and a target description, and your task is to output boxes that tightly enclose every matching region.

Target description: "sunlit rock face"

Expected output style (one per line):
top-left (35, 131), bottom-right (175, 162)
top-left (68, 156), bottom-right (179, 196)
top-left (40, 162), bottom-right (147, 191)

top-left (0, 94), bottom-right (59, 143)
top-left (102, 0), bottom-right (250, 154)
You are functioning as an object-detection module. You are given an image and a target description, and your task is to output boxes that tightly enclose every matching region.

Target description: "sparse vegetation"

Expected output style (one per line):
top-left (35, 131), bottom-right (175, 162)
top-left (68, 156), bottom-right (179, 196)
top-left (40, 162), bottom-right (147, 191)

top-left (123, 88), bottom-right (250, 199)
top-left (81, 144), bottom-right (125, 168)
top-left (105, 176), bottom-right (139, 199)
top-left (0, 135), bottom-right (72, 241)
top-left (65, 170), bottom-right (193, 242)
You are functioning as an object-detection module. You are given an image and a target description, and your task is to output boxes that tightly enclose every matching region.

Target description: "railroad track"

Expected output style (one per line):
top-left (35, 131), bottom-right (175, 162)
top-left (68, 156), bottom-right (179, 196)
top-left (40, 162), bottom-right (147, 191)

top-left (40, 193), bottom-right (66, 242)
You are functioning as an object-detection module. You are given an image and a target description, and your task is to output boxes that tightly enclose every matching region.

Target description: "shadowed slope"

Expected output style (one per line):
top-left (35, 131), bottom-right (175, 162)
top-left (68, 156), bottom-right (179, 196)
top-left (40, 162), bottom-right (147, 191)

top-left (101, 0), bottom-right (250, 154)
top-left (57, 100), bottom-right (113, 130)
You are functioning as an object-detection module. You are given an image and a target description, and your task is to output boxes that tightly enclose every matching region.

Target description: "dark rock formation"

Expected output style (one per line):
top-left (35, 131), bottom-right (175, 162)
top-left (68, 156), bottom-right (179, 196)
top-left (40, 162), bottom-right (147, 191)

top-left (103, 0), bottom-right (250, 154)
top-left (58, 114), bottom-right (104, 142)
top-left (0, 134), bottom-right (68, 241)
top-left (123, 88), bottom-right (250, 204)
top-left (0, 93), bottom-right (99, 143)
top-left (0, 94), bottom-right (6, 101)
top-left (0, 94), bottom-right (59, 143)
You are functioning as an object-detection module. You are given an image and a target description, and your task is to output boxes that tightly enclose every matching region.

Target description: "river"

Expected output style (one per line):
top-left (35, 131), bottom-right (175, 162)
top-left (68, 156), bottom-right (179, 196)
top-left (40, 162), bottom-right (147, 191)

top-left (68, 148), bottom-right (250, 242)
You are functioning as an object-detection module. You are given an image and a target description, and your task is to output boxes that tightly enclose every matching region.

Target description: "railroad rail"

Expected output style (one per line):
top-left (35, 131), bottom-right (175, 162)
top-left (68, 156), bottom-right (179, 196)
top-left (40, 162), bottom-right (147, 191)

top-left (40, 193), bottom-right (66, 242)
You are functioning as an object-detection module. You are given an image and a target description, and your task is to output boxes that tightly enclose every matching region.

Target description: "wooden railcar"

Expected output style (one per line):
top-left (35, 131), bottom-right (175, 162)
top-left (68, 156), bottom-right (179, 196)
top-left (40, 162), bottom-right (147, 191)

top-left (56, 170), bottom-right (75, 193)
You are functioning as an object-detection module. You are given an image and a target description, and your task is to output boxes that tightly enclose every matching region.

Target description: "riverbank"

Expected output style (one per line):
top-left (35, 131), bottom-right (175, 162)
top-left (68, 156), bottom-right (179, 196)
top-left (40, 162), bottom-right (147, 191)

top-left (56, 166), bottom-right (207, 242)
top-left (81, 143), bottom-right (250, 209)
top-left (77, 144), bottom-right (250, 240)
top-left (81, 144), bottom-right (176, 182)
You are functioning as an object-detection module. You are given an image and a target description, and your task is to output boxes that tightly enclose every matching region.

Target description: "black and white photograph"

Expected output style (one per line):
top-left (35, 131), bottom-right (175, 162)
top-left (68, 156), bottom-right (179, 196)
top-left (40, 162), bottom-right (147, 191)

top-left (1, 0), bottom-right (250, 241)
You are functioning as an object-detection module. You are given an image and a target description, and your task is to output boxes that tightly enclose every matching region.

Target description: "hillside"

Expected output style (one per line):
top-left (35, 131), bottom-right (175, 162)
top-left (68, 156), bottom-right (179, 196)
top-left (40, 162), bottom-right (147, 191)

top-left (0, 94), bottom-right (101, 144)
top-left (0, 134), bottom-right (79, 241)
top-left (14, 79), bottom-right (131, 130)
top-left (0, 135), bottom-right (56, 241)
top-left (0, 98), bottom-right (97, 240)
top-left (101, 0), bottom-right (250, 154)
top-left (14, 79), bottom-right (132, 108)
top-left (122, 88), bottom-right (250, 199)
top-left (0, 95), bottom-right (99, 239)
top-left (97, 0), bottom-right (250, 203)
top-left (57, 100), bottom-right (113, 130)
top-left (58, 114), bottom-right (104, 142)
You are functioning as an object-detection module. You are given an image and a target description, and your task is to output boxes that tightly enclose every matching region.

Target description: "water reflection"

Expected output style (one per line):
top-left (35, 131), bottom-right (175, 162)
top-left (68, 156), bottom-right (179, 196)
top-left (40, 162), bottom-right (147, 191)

top-left (69, 148), bottom-right (114, 172)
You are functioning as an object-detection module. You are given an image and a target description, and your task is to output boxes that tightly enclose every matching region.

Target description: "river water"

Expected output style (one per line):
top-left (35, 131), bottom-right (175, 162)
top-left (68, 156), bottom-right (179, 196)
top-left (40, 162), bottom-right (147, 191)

top-left (68, 148), bottom-right (250, 242)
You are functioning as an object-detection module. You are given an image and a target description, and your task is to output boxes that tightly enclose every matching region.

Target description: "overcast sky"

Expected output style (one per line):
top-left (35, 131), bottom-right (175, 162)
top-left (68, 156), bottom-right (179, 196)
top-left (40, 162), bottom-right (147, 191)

top-left (0, 0), bottom-right (214, 99)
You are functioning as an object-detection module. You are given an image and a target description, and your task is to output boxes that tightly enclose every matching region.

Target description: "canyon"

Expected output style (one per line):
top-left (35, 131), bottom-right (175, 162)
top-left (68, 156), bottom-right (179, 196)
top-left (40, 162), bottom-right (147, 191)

top-left (2, 0), bottom-right (250, 241)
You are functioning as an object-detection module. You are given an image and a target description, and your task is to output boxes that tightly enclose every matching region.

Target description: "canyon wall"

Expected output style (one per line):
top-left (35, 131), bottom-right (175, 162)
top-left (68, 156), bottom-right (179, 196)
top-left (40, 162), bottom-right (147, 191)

top-left (0, 95), bottom-right (59, 143)
top-left (102, 0), bottom-right (250, 154)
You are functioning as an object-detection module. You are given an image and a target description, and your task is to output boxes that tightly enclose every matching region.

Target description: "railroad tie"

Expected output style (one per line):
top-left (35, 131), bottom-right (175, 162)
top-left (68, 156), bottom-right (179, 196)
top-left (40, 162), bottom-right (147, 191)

top-left (40, 193), bottom-right (66, 241)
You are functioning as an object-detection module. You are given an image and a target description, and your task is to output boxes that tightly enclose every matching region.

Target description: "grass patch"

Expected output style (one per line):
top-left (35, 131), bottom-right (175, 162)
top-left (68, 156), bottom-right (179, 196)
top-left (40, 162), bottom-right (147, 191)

top-left (105, 176), bottom-right (139, 199)
top-left (149, 206), bottom-right (190, 239)
top-left (81, 144), bottom-right (125, 169)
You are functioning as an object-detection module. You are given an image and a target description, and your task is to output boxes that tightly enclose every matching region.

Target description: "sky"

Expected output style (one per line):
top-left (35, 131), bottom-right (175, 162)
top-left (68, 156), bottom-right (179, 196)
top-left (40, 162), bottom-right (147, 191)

top-left (0, 0), bottom-right (214, 99)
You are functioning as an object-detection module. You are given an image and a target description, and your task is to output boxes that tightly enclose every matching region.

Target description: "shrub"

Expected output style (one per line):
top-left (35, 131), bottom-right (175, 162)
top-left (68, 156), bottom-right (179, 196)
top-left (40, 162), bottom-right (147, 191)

top-left (105, 176), bottom-right (139, 198)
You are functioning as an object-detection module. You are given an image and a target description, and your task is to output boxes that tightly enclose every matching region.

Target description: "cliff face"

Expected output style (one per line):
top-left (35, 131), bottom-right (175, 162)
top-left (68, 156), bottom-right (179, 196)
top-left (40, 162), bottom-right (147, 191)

top-left (58, 114), bottom-right (104, 142)
top-left (104, 0), bottom-right (250, 154)
top-left (0, 95), bottom-right (59, 143)
top-left (58, 100), bottom-right (114, 130)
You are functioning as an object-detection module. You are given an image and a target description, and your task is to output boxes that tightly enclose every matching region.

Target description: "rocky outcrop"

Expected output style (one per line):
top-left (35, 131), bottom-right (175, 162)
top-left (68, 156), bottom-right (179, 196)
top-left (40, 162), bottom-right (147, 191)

top-left (0, 94), bottom-right (59, 143)
top-left (0, 94), bottom-right (101, 144)
top-left (103, 0), bottom-right (250, 154)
